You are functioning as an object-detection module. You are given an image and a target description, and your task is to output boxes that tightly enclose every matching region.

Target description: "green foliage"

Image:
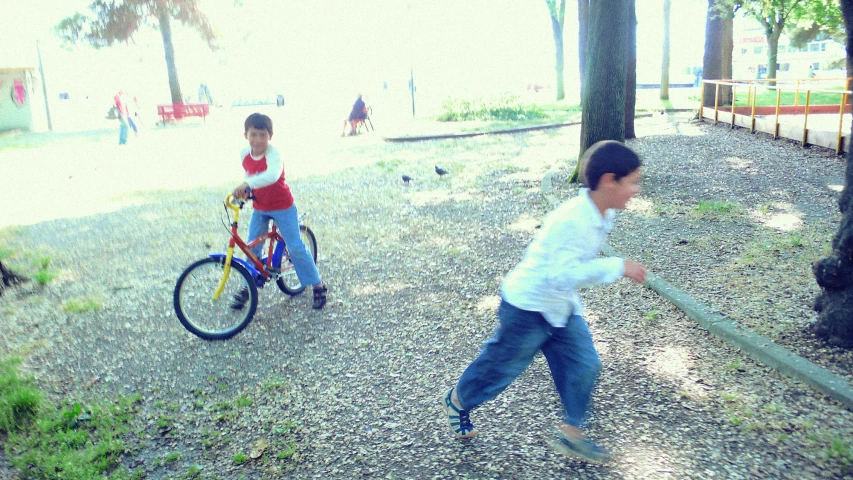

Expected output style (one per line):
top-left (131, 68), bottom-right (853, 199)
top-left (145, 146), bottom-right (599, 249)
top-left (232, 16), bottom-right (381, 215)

top-left (234, 395), bottom-right (252, 408)
top-left (233, 453), bottom-right (249, 465)
top-left (0, 357), bottom-right (43, 432)
top-left (0, 246), bottom-right (16, 261)
top-left (693, 200), bottom-right (740, 216)
top-left (2, 370), bottom-right (142, 480)
top-left (437, 95), bottom-right (546, 122)
top-left (62, 297), bottom-right (103, 313)
top-left (33, 269), bottom-right (59, 286)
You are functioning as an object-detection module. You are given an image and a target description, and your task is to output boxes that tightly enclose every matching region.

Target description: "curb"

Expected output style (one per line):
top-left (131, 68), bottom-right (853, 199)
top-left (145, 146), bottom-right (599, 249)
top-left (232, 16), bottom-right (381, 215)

top-left (381, 113), bottom-right (664, 143)
top-left (382, 120), bottom-right (582, 143)
top-left (541, 171), bottom-right (853, 411)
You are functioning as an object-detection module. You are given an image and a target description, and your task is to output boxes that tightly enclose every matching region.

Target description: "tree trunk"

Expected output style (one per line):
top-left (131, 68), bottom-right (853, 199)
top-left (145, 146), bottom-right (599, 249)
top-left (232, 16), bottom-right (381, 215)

top-left (157, 6), bottom-right (183, 104)
top-left (625, 0), bottom-right (637, 140)
top-left (765, 27), bottom-right (783, 81)
top-left (551, 12), bottom-right (566, 101)
top-left (577, 0), bottom-right (590, 100)
top-left (0, 260), bottom-right (27, 296)
top-left (812, 0), bottom-right (853, 348)
top-left (579, 0), bottom-right (628, 156)
top-left (660, 0), bottom-right (671, 100)
top-left (721, 12), bottom-right (733, 103)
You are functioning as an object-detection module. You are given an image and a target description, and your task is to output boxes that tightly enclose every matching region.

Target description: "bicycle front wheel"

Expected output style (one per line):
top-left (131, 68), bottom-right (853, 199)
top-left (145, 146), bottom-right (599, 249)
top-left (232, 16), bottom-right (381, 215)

top-left (276, 226), bottom-right (318, 296)
top-left (174, 258), bottom-right (258, 340)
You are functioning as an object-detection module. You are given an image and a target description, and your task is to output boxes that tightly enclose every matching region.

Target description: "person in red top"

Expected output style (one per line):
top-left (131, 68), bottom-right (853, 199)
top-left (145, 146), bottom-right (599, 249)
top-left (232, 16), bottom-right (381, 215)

top-left (232, 113), bottom-right (327, 309)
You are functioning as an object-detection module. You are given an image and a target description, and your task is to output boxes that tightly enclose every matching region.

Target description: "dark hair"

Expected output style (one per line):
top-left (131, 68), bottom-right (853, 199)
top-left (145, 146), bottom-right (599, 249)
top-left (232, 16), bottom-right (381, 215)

top-left (244, 113), bottom-right (273, 135)
top-left (581, 140), bottom-right (641, 190)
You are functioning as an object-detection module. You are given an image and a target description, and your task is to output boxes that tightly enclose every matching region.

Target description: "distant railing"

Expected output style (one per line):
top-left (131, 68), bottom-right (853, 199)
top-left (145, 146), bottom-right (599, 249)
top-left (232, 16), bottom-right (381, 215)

top-left (699, 78), bottom-right (852, 154)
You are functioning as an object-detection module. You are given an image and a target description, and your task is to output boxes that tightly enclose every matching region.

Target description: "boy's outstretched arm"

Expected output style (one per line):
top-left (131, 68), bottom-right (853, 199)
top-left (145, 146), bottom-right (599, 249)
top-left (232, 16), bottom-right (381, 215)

top-left (623, 260), bottom-right (647, 284)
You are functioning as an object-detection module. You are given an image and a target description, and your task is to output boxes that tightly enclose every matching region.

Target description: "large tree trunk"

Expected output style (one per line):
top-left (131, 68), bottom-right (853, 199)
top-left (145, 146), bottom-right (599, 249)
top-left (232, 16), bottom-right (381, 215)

top-left (546, 0), bottom-right (567, 101)
top-left (551, 12), bottom-right (566, 101)
top-left (579, 0), bottom-right (628, 155)
top-left (157, 6), bottom-right (183, 104)
top-left (625, 0), bottom-right (637, 140)
top-left (660, 0), bottom-right (671, 100)
top-left (812, 0), bottom-right (853, 347)
top-left (577, 0), bottom-right (590, 100)
top-left (765, 26), bottom-right (783, 81)
top-left (702, 0), bottom-right (732, 107)
top-left (0, 260), bottom-right (27, 296)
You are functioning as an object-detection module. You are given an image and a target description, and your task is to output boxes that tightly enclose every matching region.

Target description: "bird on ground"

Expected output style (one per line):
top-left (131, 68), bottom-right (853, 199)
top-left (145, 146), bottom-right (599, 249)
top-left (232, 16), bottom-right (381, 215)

top-left (402, 175), bottom-right (414, 185)
top-left (435, 165), bottom-right (449, 177)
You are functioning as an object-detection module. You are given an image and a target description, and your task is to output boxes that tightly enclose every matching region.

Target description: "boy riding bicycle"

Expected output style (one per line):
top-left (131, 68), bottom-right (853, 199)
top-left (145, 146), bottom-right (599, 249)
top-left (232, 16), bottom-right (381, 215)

top-left (232, 113), bottom-right (328, 310)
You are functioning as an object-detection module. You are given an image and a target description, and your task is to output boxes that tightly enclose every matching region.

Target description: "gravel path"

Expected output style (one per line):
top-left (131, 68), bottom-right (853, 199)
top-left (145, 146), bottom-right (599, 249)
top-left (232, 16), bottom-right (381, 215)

top-left (2, 114), bottom-right (852, 479)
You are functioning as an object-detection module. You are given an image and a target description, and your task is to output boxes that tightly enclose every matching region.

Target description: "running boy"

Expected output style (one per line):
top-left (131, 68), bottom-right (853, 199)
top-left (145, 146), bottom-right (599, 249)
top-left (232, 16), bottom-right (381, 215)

top-left (232, 113), bottom-right (327, 309)
top-left (443, 140), bottom-right (646, 463)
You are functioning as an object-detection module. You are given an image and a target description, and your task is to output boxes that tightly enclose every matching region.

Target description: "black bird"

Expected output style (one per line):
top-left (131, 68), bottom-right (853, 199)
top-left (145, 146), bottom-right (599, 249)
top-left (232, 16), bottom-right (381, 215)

top-left (435, 165), bottom-right (449, 177)
top-left (402, 175), bottom-right (414, 185)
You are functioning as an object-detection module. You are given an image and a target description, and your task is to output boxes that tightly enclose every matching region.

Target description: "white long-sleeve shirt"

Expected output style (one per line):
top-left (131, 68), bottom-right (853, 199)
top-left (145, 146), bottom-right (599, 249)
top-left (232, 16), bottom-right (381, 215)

top-left (501, 189), bottom-right (625, 327)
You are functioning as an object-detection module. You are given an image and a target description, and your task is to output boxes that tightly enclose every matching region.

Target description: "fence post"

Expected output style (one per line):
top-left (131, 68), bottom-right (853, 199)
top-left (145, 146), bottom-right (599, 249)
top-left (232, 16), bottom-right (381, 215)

top-left (774, 88), bottom-right (781, 139)
top-left (802, 91), bottom-right (811, 147)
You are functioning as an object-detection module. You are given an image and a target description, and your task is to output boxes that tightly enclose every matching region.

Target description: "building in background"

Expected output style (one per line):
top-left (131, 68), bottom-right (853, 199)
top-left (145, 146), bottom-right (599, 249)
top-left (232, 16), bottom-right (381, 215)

top-left (733, 20), bottom-right (846, 81)
top-left (0, 66), bottom-right (35, 132)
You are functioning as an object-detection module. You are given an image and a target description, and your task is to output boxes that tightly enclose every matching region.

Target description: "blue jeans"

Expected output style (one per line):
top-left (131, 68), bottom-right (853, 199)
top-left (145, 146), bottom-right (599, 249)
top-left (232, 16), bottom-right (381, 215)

top-left (247, 204), bottom-right (321, 287)
top-left (119, 118), bottom-right (128, 144)
top-left (455, 300), bottom-right (602, 427)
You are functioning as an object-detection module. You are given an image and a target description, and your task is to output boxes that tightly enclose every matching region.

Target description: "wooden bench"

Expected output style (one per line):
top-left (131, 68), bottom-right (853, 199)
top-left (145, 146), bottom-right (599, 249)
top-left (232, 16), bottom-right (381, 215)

top-left (157, 103), bottom-right (210, 123)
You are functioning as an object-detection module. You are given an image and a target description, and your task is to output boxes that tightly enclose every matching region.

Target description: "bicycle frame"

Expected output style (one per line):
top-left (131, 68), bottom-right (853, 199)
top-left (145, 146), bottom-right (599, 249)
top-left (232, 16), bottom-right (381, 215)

top-left (211, 195), bottom-right (286, 299)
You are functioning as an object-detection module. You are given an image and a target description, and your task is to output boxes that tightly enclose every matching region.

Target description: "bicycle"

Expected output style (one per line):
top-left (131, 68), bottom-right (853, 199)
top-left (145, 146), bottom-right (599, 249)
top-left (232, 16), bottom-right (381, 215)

top-left (173, 194), bottom-right (317, 340)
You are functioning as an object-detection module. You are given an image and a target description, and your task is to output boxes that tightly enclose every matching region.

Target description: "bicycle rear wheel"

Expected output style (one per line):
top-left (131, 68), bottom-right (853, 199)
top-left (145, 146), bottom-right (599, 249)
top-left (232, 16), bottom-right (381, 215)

top-left (276, 226), bottom-right (318, 296)
top-left (174, 258), bottom-right (258, 340)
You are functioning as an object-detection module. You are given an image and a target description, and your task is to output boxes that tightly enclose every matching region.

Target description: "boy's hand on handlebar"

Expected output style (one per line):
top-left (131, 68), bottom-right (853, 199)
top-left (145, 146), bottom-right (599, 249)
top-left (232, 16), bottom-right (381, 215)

top-left (233, 183), bottom-right (251, 199)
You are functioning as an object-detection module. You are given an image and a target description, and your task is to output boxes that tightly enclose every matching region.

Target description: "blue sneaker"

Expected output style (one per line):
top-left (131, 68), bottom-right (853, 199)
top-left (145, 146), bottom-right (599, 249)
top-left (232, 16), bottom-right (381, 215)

top-left (549, 428), bottom-right (610, 463)
top-left (443, 388), bottom-right (477, 439)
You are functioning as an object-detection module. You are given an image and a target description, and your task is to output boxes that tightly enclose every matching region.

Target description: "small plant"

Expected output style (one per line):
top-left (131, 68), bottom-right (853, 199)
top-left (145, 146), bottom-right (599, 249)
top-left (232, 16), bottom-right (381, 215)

top-left (263, 377), bottom-right (288, 390)
top-left (758, 202), bottom-right (773, 215)
top-left (762, 402), bottom-right (782, 414)
top-left (183, 465), bottom-right (203, 478)
top-left (165, 451), bottom-right (181, 462)
top-left (213, 401), bottom-right (232, 411)
top-left (0, 357), bottom-right (42, 431)
top-left (731, 415), bottom-right (743, 426)
top-left (32, 254), bottom-right (52, 270)
top-left (277, 441), bottom-right (298, 459)
top-left (62, 297), bottom-right (103, 313)
top-left (725, 358), bottom-right (742, 372)
top-left (234, 395), bottom-right (252, 408)
top-left (721, 392), bottom-right (739, 403)
top-left (678, 391), bottom-right (690, 399)
top-left (643, 309), bottom-right (660, 322)
top-left (694, 200), bottom-right (739, 216)
top-left (217, 382), bottom-right (228, 392)
top-left (32, 267), bottom-right (57, 285)
top-left (825, 438), bottom-right (852, 464)
top-left (157, 416), bottom-right (173, 428)
top-left (233, 453), bottom-right (249, 465)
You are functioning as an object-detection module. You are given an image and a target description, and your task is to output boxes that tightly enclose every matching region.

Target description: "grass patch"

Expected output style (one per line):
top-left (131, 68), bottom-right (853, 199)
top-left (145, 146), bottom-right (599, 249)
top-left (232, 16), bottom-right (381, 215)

top-left (62, 297), bottom-right (103, 313)
top-left (233, 453), bottom-right (249, 465)
top-left (732, 88), bottom-right (846, 107)
top-left (693, 200), bottom-right (740, 217)
top-left (438, 95), bottom-right (547, 122)
top-left (0, 358), bottom-right (42, 432)
top-left (1, 357), bottom-right (143, 479)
